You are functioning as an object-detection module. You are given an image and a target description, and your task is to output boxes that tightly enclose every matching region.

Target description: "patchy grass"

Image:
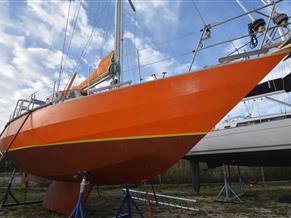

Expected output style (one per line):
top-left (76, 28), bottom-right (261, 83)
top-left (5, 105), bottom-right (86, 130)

top-left (1, 182), bottom-right (291, 217)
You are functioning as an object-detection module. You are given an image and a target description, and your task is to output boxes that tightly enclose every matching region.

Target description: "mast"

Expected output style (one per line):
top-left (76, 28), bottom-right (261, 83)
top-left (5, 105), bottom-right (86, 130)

top-left (114, 0), bottom-right (123, 83)
top-left (113, 0), bottom-right (136, 83)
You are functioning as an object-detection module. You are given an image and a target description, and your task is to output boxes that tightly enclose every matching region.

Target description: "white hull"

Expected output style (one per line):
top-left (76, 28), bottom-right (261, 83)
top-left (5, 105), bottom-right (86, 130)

top-left (188, 116), bottom-right (291, 156)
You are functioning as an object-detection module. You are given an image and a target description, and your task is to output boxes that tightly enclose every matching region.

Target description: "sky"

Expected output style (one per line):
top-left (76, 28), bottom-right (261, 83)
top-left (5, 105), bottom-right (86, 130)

top-left (0, 0), bottom-right (290, 129)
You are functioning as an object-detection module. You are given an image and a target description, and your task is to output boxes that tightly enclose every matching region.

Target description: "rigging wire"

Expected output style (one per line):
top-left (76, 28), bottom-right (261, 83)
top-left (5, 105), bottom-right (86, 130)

top-left (246, 100), bottom-right (254, 117)
top-left (56, 0), bottom-right (72, 93)
top-left (123, 29), bottom-right (267, 74)
top-left (284, 61), bottom-right (291, 113)
top-left (191, 0), bottom-right (207, 26)
top-left (192, 0), bottom-right (240, 55)
top-left (278, 64), bottom-right (287, 114)
top-left (27, 1), bottom-right (289, 98)
top-left (63, 0), bottom-right (82, 68)
top-left (257, 98), bottom-right (261, 119)
top-left (63, 22), bottom-right (284, 85)
top-left (99, 3), bottom-right (114, 59)
top-left (57, 0), bottom-right (82, 91)
top-left (191, 0), bottom-right (240, 59)
top-left (134, 7), bottom-right (141, 83)
top-left (121, 1), bottom-right (124, 81)
top-left (122, 31), bottom-right (198, 59)
top-left (188, 0), bottom-right (208, 72)
top-left (134, 7), bottom-right (137, 51)
top-left (24, 2), bottom-right (113, 99)
top-left (72, 2), bottom-right (108, 75)
top-left (123, 50), bottom-right (193, 73)
top-left (221, 25), bottom-right (240, 55)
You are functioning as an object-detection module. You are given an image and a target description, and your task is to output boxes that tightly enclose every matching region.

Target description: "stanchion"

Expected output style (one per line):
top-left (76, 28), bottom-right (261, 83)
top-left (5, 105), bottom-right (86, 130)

top-left (115, 185), bottom-right (144, 218)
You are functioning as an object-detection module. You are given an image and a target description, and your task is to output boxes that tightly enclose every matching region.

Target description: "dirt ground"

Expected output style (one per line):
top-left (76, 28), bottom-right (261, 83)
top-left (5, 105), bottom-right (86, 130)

top-left (1, 181), bottom-right (291, 217)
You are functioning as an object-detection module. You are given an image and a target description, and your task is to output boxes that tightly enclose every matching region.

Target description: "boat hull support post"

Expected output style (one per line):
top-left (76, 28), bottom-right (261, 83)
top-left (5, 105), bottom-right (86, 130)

top-left (69, 172), bottom-right (91, 218)
top-left (216, 164), bottom-right (243, 203)
top-left (115, 184), bottom-right (144, 218)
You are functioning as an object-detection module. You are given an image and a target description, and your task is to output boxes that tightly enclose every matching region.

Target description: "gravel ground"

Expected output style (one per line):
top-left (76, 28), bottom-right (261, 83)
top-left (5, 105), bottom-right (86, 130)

top-left (1, 181), bottom-right (291, 217)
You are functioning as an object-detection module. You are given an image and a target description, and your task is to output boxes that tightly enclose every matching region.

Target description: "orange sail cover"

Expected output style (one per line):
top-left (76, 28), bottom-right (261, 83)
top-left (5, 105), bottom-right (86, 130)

top-left (74, 52), bottom-right (113, 90)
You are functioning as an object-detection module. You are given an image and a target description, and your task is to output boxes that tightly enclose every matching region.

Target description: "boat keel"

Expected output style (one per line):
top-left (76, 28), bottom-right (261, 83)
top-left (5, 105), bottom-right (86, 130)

top-left (43, 180), bottom-right (93, 215)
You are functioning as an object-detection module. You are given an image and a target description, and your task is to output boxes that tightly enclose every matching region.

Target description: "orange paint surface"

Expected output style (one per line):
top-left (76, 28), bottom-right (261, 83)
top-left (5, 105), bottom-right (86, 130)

top-left (0, 52), bottom-right (287, 184)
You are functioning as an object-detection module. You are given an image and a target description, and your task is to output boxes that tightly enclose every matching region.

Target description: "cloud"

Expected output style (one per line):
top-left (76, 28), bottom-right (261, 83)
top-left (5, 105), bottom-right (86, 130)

top-left (134, 1), bottom-right (180, 32)
top-left (223, 37), bottom-right (249, 55)
top-left (0, 1), bottom-right (112, 128)
top-left (0, 1), bottom-right (166, 128)
top-left (123, 31), bottom-right (179, 81)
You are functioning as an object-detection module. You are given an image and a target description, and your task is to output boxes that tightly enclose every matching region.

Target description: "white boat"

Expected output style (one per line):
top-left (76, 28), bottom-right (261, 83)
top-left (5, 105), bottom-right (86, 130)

top-left (187, 112), bottom-right (291, 165)
top-left (185, 98), bottom-right (291, 193)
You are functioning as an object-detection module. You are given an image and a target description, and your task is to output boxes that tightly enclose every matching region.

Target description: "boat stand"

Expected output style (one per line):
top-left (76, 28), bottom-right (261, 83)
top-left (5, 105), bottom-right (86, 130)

top-left (144, 181), bottom-right (159, 218)
top-left (0, 168), bottom-right (42, 209)
top-left (216, 164), bottom-right (243, 203)
top-left (69, 174), bottom-right (90, 218)
top-left (150, 182), bottom-right (159, 207)
top-left (237, 166), bottom-right (246, 194)
top-left (115, 185), bottom-right (144, 218)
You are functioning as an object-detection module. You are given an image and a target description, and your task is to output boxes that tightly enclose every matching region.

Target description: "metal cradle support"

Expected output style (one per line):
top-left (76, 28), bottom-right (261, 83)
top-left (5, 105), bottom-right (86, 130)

top-left (0, 168), bottom-right (42, 209)
top-left (237, 166), bottom-right (247, 194)
top-left (115, 185), bottom-right (144, 218)
top-left (150, 182), bottom-right (158, 207)
top-left (216, 164), bottom-right (244, 203)
top-left (69, 174), bottom-right (90, 218)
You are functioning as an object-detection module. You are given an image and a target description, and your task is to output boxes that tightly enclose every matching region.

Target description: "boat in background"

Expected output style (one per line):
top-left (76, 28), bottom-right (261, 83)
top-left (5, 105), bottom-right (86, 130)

top-left (186, 99), bottom-right (291, 193)
top-left (185, 0), bottom-right (291, 193)
top-left (187, 111), bottom-right (291, 166)
top-left (187, 71), bottom-right (291, 163)
top-left (0, 0), bottom-right (290, 215)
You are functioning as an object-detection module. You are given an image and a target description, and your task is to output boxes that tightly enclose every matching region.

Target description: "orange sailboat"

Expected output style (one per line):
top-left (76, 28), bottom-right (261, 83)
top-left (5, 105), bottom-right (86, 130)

top-left (0, 0), bottom-right (290, 214)
top-left (0, 51), bottom-right (288, 184)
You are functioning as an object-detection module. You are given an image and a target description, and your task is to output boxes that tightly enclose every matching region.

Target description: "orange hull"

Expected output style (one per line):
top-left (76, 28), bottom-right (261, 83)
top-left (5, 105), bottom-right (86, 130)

top-left (0, 52), bottom-right (286, 184)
